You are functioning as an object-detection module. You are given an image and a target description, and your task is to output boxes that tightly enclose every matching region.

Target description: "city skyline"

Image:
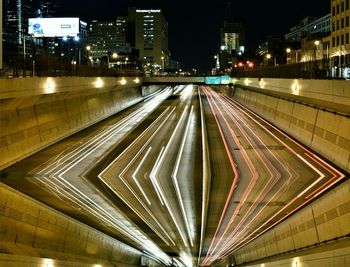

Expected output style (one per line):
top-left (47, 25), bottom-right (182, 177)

top-left (53, 0), bottom-right (330, 71)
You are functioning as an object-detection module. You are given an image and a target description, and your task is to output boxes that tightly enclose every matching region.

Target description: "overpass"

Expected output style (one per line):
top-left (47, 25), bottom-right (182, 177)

top-left (0, 76), bottom-right (349, 266)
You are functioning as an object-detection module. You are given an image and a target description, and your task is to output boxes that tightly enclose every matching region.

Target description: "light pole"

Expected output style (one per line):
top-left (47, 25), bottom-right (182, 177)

top-left (266, 53), bottom-right (272, 66)
top-left (108, 52), bottom-right (118, 68)
top-left (161, 56), bottom-right (165, 74)
top-left (286, 48), bottom-right (291, 64)
top-left (314, 40), bottom-right (320, 78)
top-left (86, 45), bottom-right (91, 65)
top-left (125, 57), bottom-right (129, 69)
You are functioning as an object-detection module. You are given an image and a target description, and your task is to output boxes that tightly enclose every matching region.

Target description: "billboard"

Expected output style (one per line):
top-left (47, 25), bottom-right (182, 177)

top-left (28, 18), bottom-right (79, 37)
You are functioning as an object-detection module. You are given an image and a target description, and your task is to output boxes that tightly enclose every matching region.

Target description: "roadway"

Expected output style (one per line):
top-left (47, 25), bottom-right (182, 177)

top-left (0, 85), bottom-right (347, 266)
top-left (199, 86), bottom-right (346, 265)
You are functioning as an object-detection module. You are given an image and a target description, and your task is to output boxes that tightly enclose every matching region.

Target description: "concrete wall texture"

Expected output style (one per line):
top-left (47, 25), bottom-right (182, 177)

top-left (0, 182), bottom-right (143, 266)
top-left (0, 77), bottom-right (144, 170)
top-left (231, 79), bottom-right (350, 266)
top-left (232, 179), bottom-right (350, 266)
top-left (232, 83), bottom-right (350, 173)
top-left (234, 78), bottom-right (350, 111)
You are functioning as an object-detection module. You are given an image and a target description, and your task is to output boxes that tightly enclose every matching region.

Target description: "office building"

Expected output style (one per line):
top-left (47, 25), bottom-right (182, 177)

top-left (219, 21), bottom-right (245, 72)
top-left (37, 0), bottom-right (61, 18)
top-left (128, 8), bottom-right (169, 69)
top-left (330, 0), bottom-right (350, 78)
top-left (88, 18), bottom-right (127, 61)
top-left (3, 0), bottom-right (33, 62)
top-left (285, 15), bottom-right (331, 42)
top-left (220, 21), bottom-right (245, 54)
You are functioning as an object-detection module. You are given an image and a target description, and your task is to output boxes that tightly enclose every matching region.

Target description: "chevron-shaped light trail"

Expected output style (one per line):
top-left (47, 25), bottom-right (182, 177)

top-left (1, 85), bottom-right (346, 266)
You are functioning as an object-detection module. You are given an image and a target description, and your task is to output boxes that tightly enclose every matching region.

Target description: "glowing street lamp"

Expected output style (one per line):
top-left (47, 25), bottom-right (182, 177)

top-left (286, 48), bottom-right (291, 64)
top-left (161, 56), bottom-right (165, 73)
top-left (108, 52), bottom-right (118, 68)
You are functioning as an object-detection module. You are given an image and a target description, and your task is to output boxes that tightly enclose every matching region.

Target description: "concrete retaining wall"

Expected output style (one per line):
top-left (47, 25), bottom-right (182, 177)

top-left (233, 86), bottom-right (350, 173)
top-left (234, 78), bottom-right (350, 110)
top-left (143, 76), bottom-right (205, 84)
top-left (236, 245), bottom-right (350, 267)
top-left (0, 182), bottom-right (144, 266)
top-left (0, 77), bottom-right (144, 170)
top-left (231, 179), bottom-right (350, 266)
top-left (229, 81), bottom-right (350, 266)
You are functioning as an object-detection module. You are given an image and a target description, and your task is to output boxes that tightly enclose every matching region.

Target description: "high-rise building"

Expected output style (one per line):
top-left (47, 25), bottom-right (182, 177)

top-left (37, 0), bottom-right (61, 18)
top-left (3, 0), bottom-right (32, 48)
top-left (219, 21), bottom-right (245, 71)
top-left (0, 0), bottom-right (3, 70)
top-left (128, 8), bottom-right (169, 69)
top-left (88, 18), bottom-right (127, 61)
top-left (330, 0), bottom-right (350, 78)
top-left (285, 15), bottom-right (331, 42)
top-left (220, 21), bottom-right (245, 53)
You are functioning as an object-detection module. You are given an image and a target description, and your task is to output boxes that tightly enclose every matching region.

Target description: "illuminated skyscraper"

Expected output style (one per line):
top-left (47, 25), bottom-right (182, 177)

top-left (330, 0), bottom-right (350, 78)
top-left (3, 0), bottom-right (33, 65)
top-left (128, 7), bottom-right (169, 68)
top-left (88, 18), bottom-right (127, 60)
top-left (37, 0), bottom-right (61, 17)
top-left (219, 21), bottom-right (245, 71)
top-left (3, 0), bottom-right (32, 46)
top-left (220, 21), bottom-right (245, 54)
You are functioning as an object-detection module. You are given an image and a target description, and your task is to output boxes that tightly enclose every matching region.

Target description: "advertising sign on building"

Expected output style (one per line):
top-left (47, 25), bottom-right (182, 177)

top-left (28, 17), bottom-right (80, 37)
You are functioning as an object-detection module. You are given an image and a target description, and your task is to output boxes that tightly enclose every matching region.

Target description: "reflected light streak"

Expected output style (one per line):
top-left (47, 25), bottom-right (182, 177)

top-left (94, 77), bottom-right (104, 88)
top-left (212, 97), bottom-right (344, 260)
top-left (201, 87), bottom-right (239, 265)
top-left (151, 105), bottom-right (191, 248)
top-left (198, 87), bottom-right (211, 266)
top-left (44, 78), bottom-right (56, 94)
top-left (172, 105), bottom-right (195, 247)
top-left (132, 146), bottom-right (153, 205)
top-left (27, 88), bottom-right (175, 265)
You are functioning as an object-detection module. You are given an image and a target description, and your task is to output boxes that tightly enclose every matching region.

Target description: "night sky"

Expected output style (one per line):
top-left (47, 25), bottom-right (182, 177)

top-left (54, 0), bottom-right (330, 72)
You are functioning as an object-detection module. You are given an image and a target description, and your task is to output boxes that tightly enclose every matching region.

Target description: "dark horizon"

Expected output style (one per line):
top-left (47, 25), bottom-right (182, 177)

top-left (51, 0), bottom-right (330, 72)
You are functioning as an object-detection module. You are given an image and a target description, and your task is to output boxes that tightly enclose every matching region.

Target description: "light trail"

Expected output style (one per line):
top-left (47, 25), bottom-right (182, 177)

top-left (132, 146), bottom-right (153, 205)
top-left (172, 105), bottom-right (195, 247)
top-left (201, 86), bottom-right (239, 265)
top-left (23, 88), bottom-right (175, 265)
top-left (197, 87), bottom-right (211, 267)
top-left (201, 88), bottom-right (346, 265)
top-left (151, 105), bottom-right (191, 248)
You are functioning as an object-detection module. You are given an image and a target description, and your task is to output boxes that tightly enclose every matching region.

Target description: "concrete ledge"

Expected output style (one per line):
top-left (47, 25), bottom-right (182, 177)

top-left (231, 179), bottom-right (350, 266)
top-left (0, 182), bottom-right (146, 266)
top-left (0, 77), bottom-right (144, 170)
top-left (229, 81), bottom-right (350, 266)
top-left (234, 78), bottom-right (350, 114)
top-left (232, 86), bottom-right (350, 173)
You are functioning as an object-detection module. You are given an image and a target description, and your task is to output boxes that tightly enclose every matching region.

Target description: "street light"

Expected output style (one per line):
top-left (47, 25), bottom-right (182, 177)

top-left (125, 57), bottom-right (129, 68)
top-left (108, 52), bottom-right (118, 68)
top-left (286, 48), bottom-right (291, 64)
top-left (313, 40), bottom-right (321, 78)
top-left (86, 45), bottom-right (92, 65)
top-left (161, 56), bottom-right (165, 73)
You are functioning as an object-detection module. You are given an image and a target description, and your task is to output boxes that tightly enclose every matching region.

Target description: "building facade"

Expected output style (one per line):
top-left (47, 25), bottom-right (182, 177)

top-left (128, 8), bottom-right (169, 70)
top-left (285, 15), bottom-right (331, 42)
top-left (88, 18), bottom-right (127, 61)
top-left (330, 0), bottom-right (350, 78)
top-left (3, 0), bottom-right (32, 60)
top-left (37, 0), bottom-right (61, 18)
top-left (219, 21), bottom-right (245, 72)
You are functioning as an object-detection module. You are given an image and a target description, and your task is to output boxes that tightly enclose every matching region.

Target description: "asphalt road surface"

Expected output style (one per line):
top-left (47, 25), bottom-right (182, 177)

top-left (1, 85), bottom-right (347, 266)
